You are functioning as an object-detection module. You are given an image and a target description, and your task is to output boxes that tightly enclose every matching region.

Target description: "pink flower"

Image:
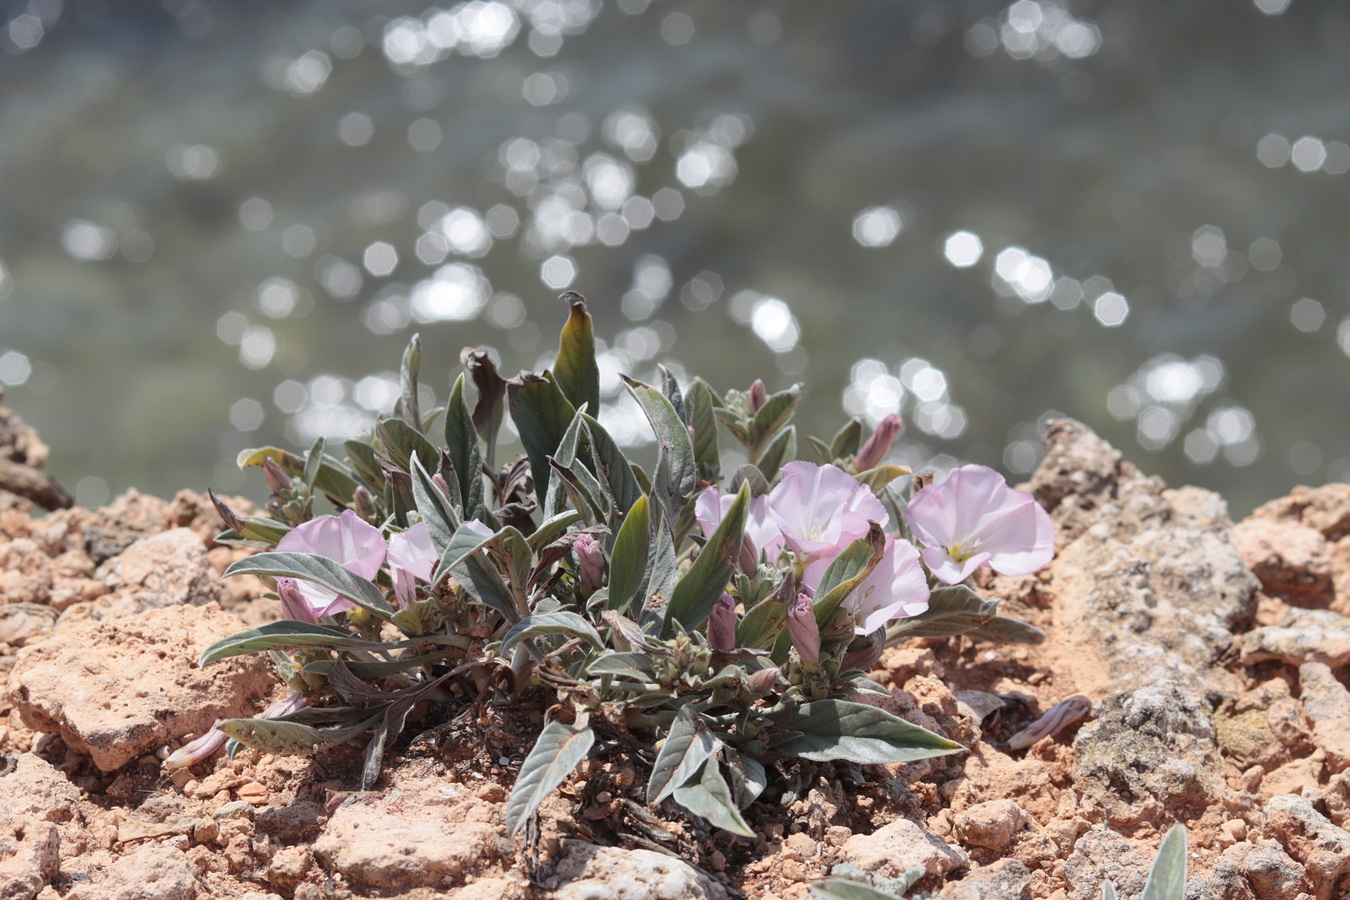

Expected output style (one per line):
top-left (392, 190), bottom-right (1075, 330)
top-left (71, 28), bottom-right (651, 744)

top-left (905, 464), bottom-right (1054, 584)
top-left (694, 487), bottom-right (785, 563)
top-left (276, 510), bottom-right (387, 618)
top-left (573, 533), bottom-right (606, 595)
top-left (844, 535), bottom-right (929, 634)
top-left (387, 522), bottom-right (437, 607)
top-left (766, 462), bottom-right (888, 584)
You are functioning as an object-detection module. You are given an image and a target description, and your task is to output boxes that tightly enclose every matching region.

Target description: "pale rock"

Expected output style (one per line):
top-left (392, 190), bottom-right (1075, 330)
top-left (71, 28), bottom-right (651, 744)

top-left (839, 817), bottom-right (969, 881)
top-left (1265, 794), bottom-right (1350, 900)
top-left (1061, 829), bottom-right (1152, 900)
top-left (313, 797), bottom-right (503, 890)
top-left (552, 843), bottom-right (730, 900)
top-left (98, 528), bottom-right (220, 609)
top-left (451, 877), bottom-right (523, 900)
top-left (65, 844), bottom-right (198, 900)
top-left (1248, 483), bottom-right (1350, 542)
top-left (1239, 608), bottom-right (1350, 669)
top-left (1296, 662), bottom-right (1350, 769)
top-left (0, 540), bottom-right (52, 605)
top-left (940, 858), bottom-right (1032, 900)
top-left (1233, 519), bottom-right (1332, 603)
top-left (1212, 841), bottom-right (1308, 900)
top-left (0, 754), bottom-right (82, 824)
top-left (1260, 758), bottom-right (1322, 803)
top-left (6, 604), bottom-right (273, 771)
top-left (953, 799), bottom-right (1031, 852)
top-left (0, 805), bottom-right (58, 900)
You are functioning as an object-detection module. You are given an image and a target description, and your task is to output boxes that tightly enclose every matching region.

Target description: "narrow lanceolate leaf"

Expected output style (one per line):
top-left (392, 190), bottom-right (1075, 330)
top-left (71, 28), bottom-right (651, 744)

top-left (647, 705), bottom-right (719, 805)
top-left (607, 494), bottom-right (651, 614)
top-left (746, 384), bottom-right (801, 460)
top-left (771, 699), bottom-right (963, 764)
top-left (219, 714), bottom-right (380, 755)
top-left (445, 373), bottom-right (485, 516)
top-left (807, 877), bottom-right (918, 900)
top-left (581, 413), bottom-right (644, 516)
top-left (376, 416), bottom-right (440, 477)
top-left (501, 611), bottom-right (605, 655)
top-left (723, 751), bottom-right (768, 809)
top-left (887, 584), bottom-right (1001, 641)
top-left (662, 482), bottom-right (748, 637)
top-left (303, 436), bottom-right (326, 489)
top-left (554, 292), bottom-right (601, 416)
top-left (410, 451), bottom-right (460, 552)
top-left (671, 759), bottom-right (754, 837)
top-left (1101, 881), bottom-right (1118, 900)
top-left (853, 464), bottom-right (911, 493)
top-left (507, 373), bottom-right (576, 501)
top-left (812, 524), bottom-right (887, 631)
top-left (961, 615), bottom-right (1046, 645)
top-left (224, 552), bottom-right (391, 616)
top-left (431, 521), bottom-right (497, 586)
top-left (199, 621), bottom-right (395, 665)
top-left (829, 418), bottom-right (863, 461)
top-left (1141, 824), bottom-right (1188, 900)
top-left (686, 378), bottom-right (722, 483)
top-left (399, 333), bottom-right (423, 427)
top-left (506, 715), bottom-right (595, 836)
top-left (623, 376), bottom-right (696, 525)
top-left (462, 348), bottom-right (507, 469)
top-left (757, 425), bottom-right (795, 483)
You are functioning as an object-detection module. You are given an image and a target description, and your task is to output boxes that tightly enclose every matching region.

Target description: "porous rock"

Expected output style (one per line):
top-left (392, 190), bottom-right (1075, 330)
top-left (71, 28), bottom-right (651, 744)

top-left (1233, 519), bottom-right (1332, 603)
top-left (839, 817), bottom-right (969, 881)
top-left (552, 843), bottom-right (730, 900)
top-left (6, 604), bottom-right (273, 771)
top-left (64, 844), bottom-right (198, 900)
top-left (952, 799), bottom-right (1031, 852)
top-left (0, 804), bottom-right (58, 900)
top-left (1265, 794), bottom-right (1350, 900)
top-left (940, 858), bottom-right (1032, 900)
top-left (1061, 828), bottom-right (1152, 900)
top-left (1239, 607), bottom-right (1350, 669)
top-left (98, 527), bottom-right (220, 609)
top-left (1297, 662), bottom-right (1350, 769)
top-left (1211, 841), bottom-right (1308, 900)
top-left (0, 754), bottom-right (82, 825)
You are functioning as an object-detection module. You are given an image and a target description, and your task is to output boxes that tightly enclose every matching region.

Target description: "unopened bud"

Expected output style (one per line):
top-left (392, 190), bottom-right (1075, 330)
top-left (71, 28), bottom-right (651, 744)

top-left (263, 457), bottom-right (292, 497)
top-left (840, 628), bottom-right (886, 673)
top-left (353, 486), bottom-right (375, 521)
top-left (855, 413), bottom-right (903, 471)
top-left (164, 693), bottom-right (307, 770)
top-left (787, 593), bottom-right (820, 665)
top-left (738, 533), bottom-right (759, 575)
top-left (574, 533), bottom-right (606, 595)
top-left (747, 666), bottom-right (781, 694)
top-left (748, 379), bottom-right (768, 414)
top-left (277, 577), bottom-right (320, 625)
top-left (707, 593), bottom-right (738, 651)
top-left (432, 473), bottom-right (456, 505)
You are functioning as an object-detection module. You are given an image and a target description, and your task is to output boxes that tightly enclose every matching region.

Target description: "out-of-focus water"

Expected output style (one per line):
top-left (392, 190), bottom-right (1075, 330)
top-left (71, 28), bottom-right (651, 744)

top-left (1, 0), bottom-right (1347, 516)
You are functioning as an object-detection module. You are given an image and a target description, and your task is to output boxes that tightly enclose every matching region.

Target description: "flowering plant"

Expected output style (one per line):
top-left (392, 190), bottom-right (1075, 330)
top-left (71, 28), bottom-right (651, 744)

top-left (196, 294), bottom-right (1054, 836)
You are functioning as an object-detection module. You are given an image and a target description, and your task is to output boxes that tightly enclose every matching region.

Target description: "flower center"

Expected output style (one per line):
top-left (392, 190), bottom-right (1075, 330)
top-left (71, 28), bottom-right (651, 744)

top-left (949, 540), bottom-right (980, 562)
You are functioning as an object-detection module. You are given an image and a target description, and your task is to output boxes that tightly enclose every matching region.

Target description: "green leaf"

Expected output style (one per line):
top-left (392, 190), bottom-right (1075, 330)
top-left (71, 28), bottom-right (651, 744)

top-left (506, 715), bottom-right (595, 836)
top-left (853, 465), bottom-right (911, 493)
top-left (343, 440), bottom-right (386, 493)
top-left (303, 436), bottom-right (325, 489)
top-left (410, 451), bottom-right (460, 552)
top-left (736, 586), bottom-right (790, 651)
top-left (757, 425), bottom-right (795, 483)
top-left (220, 714), bottom-right (381, 755)
top-left (554, 292), bottom-right (601, 416)
top-left (199, 620), bottom-right (397, 665)
top-left (623, 376), bottom-right (696, 525)
top-left (508, 373), bottom-right (576, 501)
top-left (771, 700), bottom-right (963, 764)
top-left (608, 494), bottom-right (651, 614)
top-left (445, 374), bottom-right (485, 517)
top-left (431, 521), bottom-right (496, 586)
top-left (686, 378), bottom-right (722, 483)
top-left (812, 525), bottom-right (887, 648)
top-left (224, 552), bottom-right (391, 616)
top-left (399, 333), bottom-right (423, 427)
top-left (671, 758), bottom-right (755, 837)
top-left (581, 413), bottom-right (644, 516)
top-left (1101, 882), bottom-right (1118, 900)
top-left (829, 418), bottom-right (863, 461)
top-left (723, 750), bottom-right (767, 809)
top-left (886, 584), bottom-right (1001, 640)
top-left (462, 349), bottom-right (507, 469)
top-left (962, 615), bottom-right (1046, 645)
top-left (548, 456), bottom-right (606, 525)
top-left (1142, 824), bottom-right (1188, 900)
top-left (528, 510), bottom-right (583, 554)
top-left (746, 384), bottom-right (801, 460)
top-left (807, 878), bottom-right (914, 900)
top-left (662, 482), bottom-right (748, 637)
top-left (585, 650), bottom-right (657, 681)
top-left (647, 705), bottom-right (719, 805)
top-left (376, 416), bottom-right (439, 476)
top-left (501, 611), bottom-right (604, 655)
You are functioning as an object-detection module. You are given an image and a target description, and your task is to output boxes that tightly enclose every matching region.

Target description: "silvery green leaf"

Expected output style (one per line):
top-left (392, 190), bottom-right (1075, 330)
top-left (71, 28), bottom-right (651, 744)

top-left (581, 413), bottom-right (644, 517)
top-left (548, 456), bottom-right (606, 525)
top-left (745, 383), bottom-right (801, 460)
top-left (444, 373), bottom-right (485, 516)
top-left (585, 650), bottom-right (657, 681)
top-left (806, 879), bottom-right (910, 900)
top-left (199, 620), bottom-right (392, 665)
top-left (303, 436), bottom-right (325, 489)
top-left (506, 715), bottom-right (594, 836)
top-left (376, 416), bottom-right (438, 476)
top-left (829, 417), bottom-right (863, 461)
top-left (723, 750), bottom-right (767, 809)
top-left (608, 494), bottom-right (651, 615)
top-left (622, 376), bottom-right (696, 525)
top-left (647, 705), bottom-right (719, 805)
top-left (220, 713), bottom-right (380, 755)
top-left (1141, 824), bottom-right (1187, 900)
top-left (224, 551), bottom-right (391, 617)
top-left (686, 378), bottom-right (722, 483)
top-left (431, 521), bottom-right (497, 586)
top-left (528, 510), bottom-right (583, 554)
top-left (554, 292), bottom-right (601, 418)
top-left (410, 451), bottom-right (460, 552)
top-left (501, 611), bottom-right (604, 655)
top-left (507, 372), bottom-right (576, 501)
top-left (1101, 881), bottom-right (1118, 900)
top-left (398, 333), bottom-right (422, 427)
top-left (887, 584), bottom-right (1001, 640)
top-left (771, 699), bottom-right (963, 764)
top-left (757, 425), bottom-right (795, 482)
top-left (662, 482), bottom-right (748, 637)
top-left (962, 615), bottom-right (1046, 645)
top-left (671, 758), bottom-right (754, 837)
top-left (543, 409), bottom-right (587, 518)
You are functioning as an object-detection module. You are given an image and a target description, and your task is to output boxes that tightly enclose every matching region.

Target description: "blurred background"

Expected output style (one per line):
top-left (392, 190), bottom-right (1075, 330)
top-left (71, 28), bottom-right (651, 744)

top-left (0, 0), bottom-right (1346, 517)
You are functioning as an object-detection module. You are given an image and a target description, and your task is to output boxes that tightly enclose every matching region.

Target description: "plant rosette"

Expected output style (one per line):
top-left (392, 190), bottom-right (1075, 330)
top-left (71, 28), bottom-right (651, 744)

top-left (194, 293), bottom-right (1055, 838)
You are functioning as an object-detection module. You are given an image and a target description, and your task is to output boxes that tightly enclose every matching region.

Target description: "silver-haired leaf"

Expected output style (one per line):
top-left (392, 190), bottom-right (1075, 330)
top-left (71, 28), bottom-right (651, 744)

top-left (505, 715), bottom-right (594, 836)
top-left (647, 705), bottom-right (719, 806)
top-left (1141, 824), bottom-right (1188, 900)
top-left (771, 699), bottom-right (963, 764)
top-left (671, 758), bottom-right (754, 837)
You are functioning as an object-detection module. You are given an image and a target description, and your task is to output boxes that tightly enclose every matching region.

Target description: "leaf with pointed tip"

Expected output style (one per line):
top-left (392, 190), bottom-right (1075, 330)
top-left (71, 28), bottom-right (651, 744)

top-left (343, 440), bottom-right (386, 492)
top-left (199, 621), bottom-right (399, 665)
top-left (623, 376), bottom-right (696, 525)
top-left (736, 581), bottom-right (792, 650)
top-left (830, 418), bottom-right (863, 461)
top-left (376, 416), bottom-right (439, 476)
top-left (220, 714), bottom-right (381, 755)
top-left (686, 379), bottom-right (721, 483)
top-left (647, 705), bottom-right (718, 805)
top-left (662, 482), bottom-right (748, 637)
top-left (501, 611), bottom-right (604, 655)
top-left (771, 699), bottom-right (963, 764)
top-left (445, 374), bottom-right (485, 516)
top-left (723, 750), bottom-right (767, 809)
top-left (431, 521), bottom-right (497, 586)
top-left (807, 878), bottom-right (916, 900)
top-left (399, 334), bottom-right (423, 427)
top-left (746, 384), bottom-right (801, 459)
top-left (543, 409), bottom-right (588, 518)
top-left (672, 759), bottom-right (755, 837)
top-left (812, 525), bottom-right (887, 642)
top-left (581, 413), bottom-right (644, 516)
top-left (807, 435), bottom-right (834, 464)
top-left (508, 373), bottom-right (576, 501)
top-left (548, 456), bottom-right (606, 525)
top-left (410, 451), bottom-right (460, 552)
top-left (1101, 882), bottom-right (1118, 900)
top-left (555, 292), bottom-right (600, 415)
top-left (584, 650), bottom-right (657, 681)
top-left (962, 615), bottom-right (1046, 645)
top-left (462, 349), bottom-right (507, 469)
top-left (608, 494), bottom-right (651, 614)
top-left (528, 510), bottom-right (583, 553)
top-left (757, 425), bottom-right (795, 483)
top-left (506, 715), bottom-right (594, 836)
top-left (886, 584), bottom-right (1000, 640)
top-left (853, 465), bottom-right (911, 493)
top-left (1142, 824), bottom-right (1187, 900)
top-left (224, 552), bottom-right (391, 616)
top-left (303, 436), bottom-right (325, 489)
top-left (361, 695), bottom-right (415, 790)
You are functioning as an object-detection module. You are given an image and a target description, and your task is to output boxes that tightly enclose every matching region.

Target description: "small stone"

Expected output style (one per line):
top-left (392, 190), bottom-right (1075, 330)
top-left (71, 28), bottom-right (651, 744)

top-left (1297, 662), bottom-right (1350, 769)
top-left (0, 806), bottom-right (59, 900)
top-left (552, 843), bottom-right (730, 900)
top-left (840, 817), bottom-right (970, 881)
top-left (236, 782), bottom-right (268, 805)
top-left (953, 799), bottom-right (1032, 852)
top-left (1233, 519), bottom-right (1332, 603)
top-left (1265, 795), bottom-right (1350, 900)
top-left (940, 858), bottom-right (1033, 900)
top-left (65, 844), bottom-right (198, 900)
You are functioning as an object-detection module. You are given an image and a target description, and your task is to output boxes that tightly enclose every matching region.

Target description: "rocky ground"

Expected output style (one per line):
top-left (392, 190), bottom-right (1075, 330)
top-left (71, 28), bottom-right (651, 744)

top-left (1, 405), bottom-right (1349, 900)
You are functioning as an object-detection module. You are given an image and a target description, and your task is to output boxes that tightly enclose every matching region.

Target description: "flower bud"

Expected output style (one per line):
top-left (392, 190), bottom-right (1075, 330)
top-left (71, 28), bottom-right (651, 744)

top-left (748, 379), bottom-right (768, 414)
top-left (263, 457), bottom-right (292, 497)
top-left (840, 627), bottom-right (886, 673)
top-left (431, 473), bottom-right (456, 505)
top-left (277, 577), bottom-right (320, 625)
top-left (737, 533), bottom-right (759, 575)
top-left (854, 413), bottom-right (903, 471)
top-left (747, 666), bottom-right (781, 694)
top-left (353, 485), bottom-right (376, 521)
top-left (707, 593), bottom-right (738, 651)
top-left (787, 593), bottom-right (820, 665)
top-left (574, 533), bottom-right (605, 595)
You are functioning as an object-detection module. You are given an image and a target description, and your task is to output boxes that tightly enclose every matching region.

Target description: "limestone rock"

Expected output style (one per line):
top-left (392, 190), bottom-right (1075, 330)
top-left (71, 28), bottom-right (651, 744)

top-left (0, 805), bottom-right (58, 900)
top-left (552, 843), bottom-right (729, 900)
top-left (1233, 519), bottom-right (1332, 603)
top-left (1265, 794), bottom-right (1350, 900)
top-left (65, 844), bottom-right (198, 900)
top-left (0, 754), bottom-right (82, 825)
top-left (1297, 662), bottom-right (1350, 769)
top-left (839, 817), bottom-right (970, 881)
top-left (1061, 829), bottom-right (1152, 900)
top-left (6, 604), bottom-right (273, 771)
top-left (99, 528), bottom-right (220, 609)
top-left (1212, 841), bottom-right (1309, 900)
top-left (952, 799), bottom-right (1031, 852)
top-left (940, 858), bottom-right (1032, 900)
top-left (1248, 483), bottom-right (1350, 542)
top-left (1239, 607), bottom-right (1350, 669)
